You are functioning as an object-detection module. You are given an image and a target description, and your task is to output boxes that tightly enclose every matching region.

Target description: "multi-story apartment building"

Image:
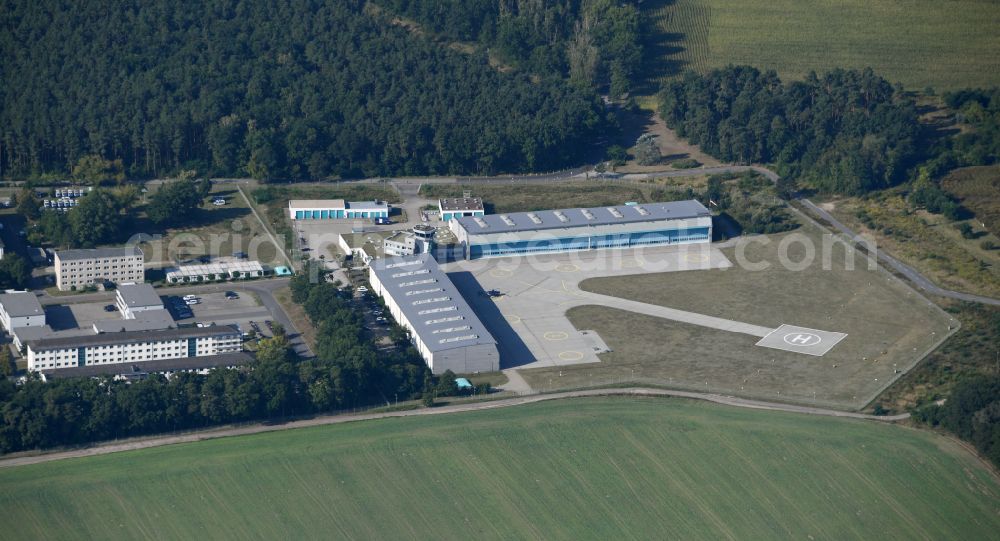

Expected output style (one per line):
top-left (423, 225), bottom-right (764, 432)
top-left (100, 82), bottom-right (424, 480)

top-left (55, 246), bottom-right (144, 291)
top-left (0, 292), bottom-right (45, 332)
top-left (26, 325), bottom-right (243, 371)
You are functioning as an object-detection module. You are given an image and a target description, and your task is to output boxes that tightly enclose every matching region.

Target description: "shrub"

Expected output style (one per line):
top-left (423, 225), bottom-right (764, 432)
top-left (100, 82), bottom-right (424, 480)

top-left (670, 158), bottom-right (700, 169)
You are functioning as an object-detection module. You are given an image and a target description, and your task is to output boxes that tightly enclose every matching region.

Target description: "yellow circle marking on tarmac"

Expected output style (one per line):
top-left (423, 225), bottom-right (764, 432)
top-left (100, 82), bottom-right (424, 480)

top-left (489, 268), bottom-right (513, 278)
top-left (559, 351), bottom-right (584, 361)
top-left (684, 253), bottom-right (710, 263)
top-left (555, 264), bottom-right (579, 273)
top-left (505, 315), bottom-right (522, 324)
top-left (544, 331), bottom-right (569, 341)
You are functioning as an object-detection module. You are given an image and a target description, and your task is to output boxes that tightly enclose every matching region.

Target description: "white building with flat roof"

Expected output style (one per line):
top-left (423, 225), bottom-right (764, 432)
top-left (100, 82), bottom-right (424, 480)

top-left (0, 292), bottom-right (45, 332)
top-left (55, 246), bottom-right (144, 290)
top-left (115, 283), bottom-right (163, 319)
top-left (369, 254), bottom-right (498, 374)
top-left (438, 197), bottom-right (484, 222)
top-left (165, 260), bottom-right (264, 284)
top-left (449, 200), bottom-right (712, 259)
top-left (289, 199), bottom-right (389, 220)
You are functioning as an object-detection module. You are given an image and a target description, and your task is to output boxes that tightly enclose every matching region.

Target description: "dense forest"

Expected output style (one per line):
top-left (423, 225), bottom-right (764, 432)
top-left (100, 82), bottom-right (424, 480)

top-left (0, 266), bottom-right (474, 453)
top-left (914, 374), bottom-right (1000, 469)
top-left (378, 0), bottom-right (642, 97)
top-left (0, 0), bottom-right (609, 180)
top-left (658, 67), bottom-right (924, 195)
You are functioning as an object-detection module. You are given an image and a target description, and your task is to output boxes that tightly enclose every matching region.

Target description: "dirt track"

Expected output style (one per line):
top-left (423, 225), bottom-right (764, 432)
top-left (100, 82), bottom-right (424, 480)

top-left (0, 388), bottom-right (908, 469)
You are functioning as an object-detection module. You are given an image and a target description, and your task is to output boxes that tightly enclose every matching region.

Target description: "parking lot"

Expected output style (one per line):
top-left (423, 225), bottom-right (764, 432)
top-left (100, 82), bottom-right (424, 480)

top-left (165, 291), bottom-right (275, 337)
top-left (45, 302), bottom-right (122, 331)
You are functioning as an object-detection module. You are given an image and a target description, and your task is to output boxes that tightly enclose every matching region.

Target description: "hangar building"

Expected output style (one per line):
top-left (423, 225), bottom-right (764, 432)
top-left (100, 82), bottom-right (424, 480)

top-left (288, 199), bottom-right (389, 220)
top-left (369, 254), bottom-right (499, 374)
top-left (448, 200), bottom-right (712, 259)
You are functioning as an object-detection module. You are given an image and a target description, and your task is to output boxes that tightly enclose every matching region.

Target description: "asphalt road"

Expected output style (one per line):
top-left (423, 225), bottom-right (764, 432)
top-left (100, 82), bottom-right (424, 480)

top-left (37, 278), bottom-right (315, 358)
top-left (0, 387), bottom-right (909, 469)
top-left (800, 199), bottom-right (1000, 306)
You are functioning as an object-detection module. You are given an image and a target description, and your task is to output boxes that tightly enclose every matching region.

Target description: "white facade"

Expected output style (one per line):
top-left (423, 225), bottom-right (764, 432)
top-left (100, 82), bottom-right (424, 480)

top-left (369, 255), bottom-right (499, 374)
top-left (383, 232), bottom-right (433, 257)
top-left (289, 199), bottom-right (390, 220)
top-left (449, 201), bottom-right (712, 260)
top-left (165, 260), bottom-right (264, 284)
top-left (384, 232), bottom-right (417, 257)
top-left (0, 292), bottom-right (45, 332)
top-left (115, 283), bottom-right (163, 319)
top-left (438, 197), bottom-right (485, 222)
top-left (55, 247), bottom-right (144, 291)
top-left (27, 328), bottom-right (243, 371)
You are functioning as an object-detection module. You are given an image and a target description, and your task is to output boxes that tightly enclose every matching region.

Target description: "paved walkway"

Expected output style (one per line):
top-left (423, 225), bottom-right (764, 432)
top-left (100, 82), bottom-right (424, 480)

top-left (0, 388), bottom-right (909, 469)
top-left (575, 291), bottom-right (775, 337)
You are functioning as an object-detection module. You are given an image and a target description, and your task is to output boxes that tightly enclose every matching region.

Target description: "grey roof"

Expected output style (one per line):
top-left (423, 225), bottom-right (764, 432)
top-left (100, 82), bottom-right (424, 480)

top-left (56, 246), bottom-right (142, 261)
top-left (41, 352), bottom-right (254, 379)
top-left (439, 197), bottom-right (483, 211)
top-left (27, 324), bottom-right (240, 352)
top-left (370, 254), bottom-right (496, 353)
top-left (12, 325), bottom-right (58, 343)
top-left (117, 283), bottom-right (162, 309)
top-left (454, 200), bottom-right (710, 236)
top-left (0, 292), bottom-right (44, 317)
top-left (93, 309), bottom-right (174, 333)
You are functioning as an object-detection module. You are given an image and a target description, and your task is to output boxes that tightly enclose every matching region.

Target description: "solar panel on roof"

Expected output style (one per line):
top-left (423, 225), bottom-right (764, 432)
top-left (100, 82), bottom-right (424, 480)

top-left (426, 315), bottom-right (464, 325)
top-left (432, 325), bottom-right (472, 334)
top-left (405, 288), bottom-right (444, 296)
top-left (399, 278), bottom-right (437, 287)
top-left (418, 306), bottom-right (457, 315)
top-left (439, 334), bottom-right (477, 344)
top-left (411, 296), bottom-right (450, 305)
top-left (385, 259), bottom-right (422, 269)
top-left (391, 269), bottom-right (430, 278)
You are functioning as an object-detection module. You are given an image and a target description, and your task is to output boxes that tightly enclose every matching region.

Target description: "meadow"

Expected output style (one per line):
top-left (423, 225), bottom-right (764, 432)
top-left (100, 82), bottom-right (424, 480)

top-left (0, 397), bottom-right (997, 540)
top-left (521, 219), bottom-right (955, 409)
top-left (419, 182), bottom-right (700, 214)
top-left (641, 0), bottom-right (1000, 92)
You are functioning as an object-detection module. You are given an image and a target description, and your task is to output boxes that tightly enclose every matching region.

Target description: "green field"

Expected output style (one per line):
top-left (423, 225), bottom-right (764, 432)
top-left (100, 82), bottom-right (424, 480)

top-left (521, 219), bottom-right (955, 409)
top-left (1, 397), bottom-right (998, 539)
top-left (642, 0), bottom-right (1000, 92)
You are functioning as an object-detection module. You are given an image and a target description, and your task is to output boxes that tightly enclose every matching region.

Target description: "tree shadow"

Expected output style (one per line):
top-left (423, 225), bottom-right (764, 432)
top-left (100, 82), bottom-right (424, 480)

top-left (636, 0), bottom-right (690, 95)
top-left (614, 107), bottom-right (658, 148)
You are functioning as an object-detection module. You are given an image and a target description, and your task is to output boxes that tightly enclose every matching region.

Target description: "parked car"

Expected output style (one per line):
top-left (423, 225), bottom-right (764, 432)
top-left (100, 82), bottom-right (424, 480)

top-left (185, 299), bottom-right (200, 305)
top-left (212, 198), bottom-right (226, 206)
top-left (356, 286), bottom-right (368, 293)
top-left (224, 291), bottom-right (238, 300)
top-left (104, 304), bottom-right (117, 312)
top-left (183, 294), bottom-right (198, 301)
top-left (375, 317), bottom-right (387, 323)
